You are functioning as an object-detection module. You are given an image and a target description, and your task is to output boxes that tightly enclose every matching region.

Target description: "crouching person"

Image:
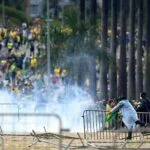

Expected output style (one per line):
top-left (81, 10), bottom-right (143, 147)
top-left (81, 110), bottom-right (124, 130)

top-left (110, 96), bottom-right (145, 140)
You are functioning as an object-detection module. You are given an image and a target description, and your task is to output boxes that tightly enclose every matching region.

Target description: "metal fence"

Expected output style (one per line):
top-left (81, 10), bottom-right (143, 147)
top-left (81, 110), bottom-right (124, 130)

top-left (0, 103), bottom-right (19, 114)
top-left (0, 113), bottom-right (62, 150)
top-left (82, 110), bottom-right (150, 142)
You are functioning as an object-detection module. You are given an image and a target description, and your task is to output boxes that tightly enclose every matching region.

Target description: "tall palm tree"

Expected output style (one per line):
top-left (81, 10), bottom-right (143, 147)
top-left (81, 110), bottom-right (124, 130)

top-left (90, 0), bottom-right (97, 25)
top-left (118, 0), bottom-right (127, 97)
top-left (80, 0), bottom-right (85, 20)
top-left (136, 0), bottom-right (143, 99)
top-left (24, 0), bottom-right (29, 17)
top-left (127, 0), bottom-right (136, 99)
top-left (144, 0), bottom-right (150, 97)
top-left (88, 0), bottom-right (97, 100)
top-left (77, 0), bottom-right (86, 89)
top-left (109, 0), bottom-right (117, 99)
top-left (100, 0), bottom-right (108, 100)
top-left (79, 0), bottom-right (86, 34)
top-left (54, 0), bottom-right (59, 19)
top-left (89, 56), bottom-right (97, 100)
top-left (77, 56), bottom-right (85, 88)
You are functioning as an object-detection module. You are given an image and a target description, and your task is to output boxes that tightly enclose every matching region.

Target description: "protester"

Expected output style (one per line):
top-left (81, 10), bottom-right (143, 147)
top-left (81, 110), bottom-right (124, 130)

top-left (137, 92), bottom-right (150, 123)
top-left (110, 96), bottom-right (145, 140)
top-left (105, 99), bottom-right (117, 129)
top-left (137, 92), bottom-right (150, 112)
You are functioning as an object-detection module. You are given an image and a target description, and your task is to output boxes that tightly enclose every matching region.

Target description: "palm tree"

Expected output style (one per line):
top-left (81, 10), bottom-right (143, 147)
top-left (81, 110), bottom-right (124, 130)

top-left (89, 56), bottom-right (97, 100)
top-left (87, 0), bottom-right (97, 100)
top-left (77, 56), bottom-right (85, 88)
top-left (144, 0), bottom-right (150, 97)
top-left (109, 0), bottom-right (117, 99)
top-left (99, 0), bottom-right (108, 100)
top-left (90, 0), bottom-right (97, 25)
top-left (118, 0), bottom-right (127, 97)
top-left (127, 0), bottom-right (136, 99)
top-left (24, 0), bottom-right (29, 17)
top-left (79, 0), bottom-right (86, 34)
top-left (136, 0), bottom-right (143, 99)
top-left (80, 0), bottom-right (85, 20)
top-left (77, 0), bottom-right (86, 88)
top-left (54, 0), bottom-right (59, 19)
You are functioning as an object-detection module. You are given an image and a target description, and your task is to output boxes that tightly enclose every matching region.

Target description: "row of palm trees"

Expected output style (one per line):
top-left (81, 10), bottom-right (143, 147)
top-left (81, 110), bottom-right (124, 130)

top-left (41, 0), bottom-right (149, 101)
top-left (78, 0), bottom-right (150, 101)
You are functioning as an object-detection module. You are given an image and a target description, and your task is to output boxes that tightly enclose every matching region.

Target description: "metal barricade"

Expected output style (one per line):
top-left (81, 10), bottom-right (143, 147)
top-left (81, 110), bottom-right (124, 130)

top-left (138, 112), bottom-right (150, 124)
top-left (0, 136), bottom-right (4, 150)
top-left (82, 110), bottom-right (105, 140)
top-left (0, 103), bottom-right (19, 115)
top-left (82, 110), bottom-right (150, 142)
top-left (0, 113), bottom-right (62, 150)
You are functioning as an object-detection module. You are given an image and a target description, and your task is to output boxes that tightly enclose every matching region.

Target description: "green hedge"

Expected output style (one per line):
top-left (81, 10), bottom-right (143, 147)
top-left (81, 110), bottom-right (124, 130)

top-left (0, 4), bottom-right (29, 24)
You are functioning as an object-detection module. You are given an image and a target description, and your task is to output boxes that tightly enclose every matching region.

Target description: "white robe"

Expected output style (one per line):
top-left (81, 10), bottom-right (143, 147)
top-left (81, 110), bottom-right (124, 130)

top-left (111, 99), bottom-right (138, 129)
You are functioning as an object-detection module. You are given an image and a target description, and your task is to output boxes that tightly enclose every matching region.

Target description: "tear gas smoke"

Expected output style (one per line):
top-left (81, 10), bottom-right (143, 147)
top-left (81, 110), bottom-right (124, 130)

top-left (0, 83), bottom-right (96, 133)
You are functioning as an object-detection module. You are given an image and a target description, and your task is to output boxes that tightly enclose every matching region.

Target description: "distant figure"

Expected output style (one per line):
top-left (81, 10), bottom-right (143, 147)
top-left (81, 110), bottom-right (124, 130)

top-left (30, 43), bottom-right (35, 57)
top-left (137, 92), bottom-right (150, 123)
top-left (30, 57), bottom-right (37, 74)
top-left (111, 97), bottom-right (145, 140)
top-left (0, 41), bottom-right (2, 51)
top-left (7, 40), bottom-right (13, 53)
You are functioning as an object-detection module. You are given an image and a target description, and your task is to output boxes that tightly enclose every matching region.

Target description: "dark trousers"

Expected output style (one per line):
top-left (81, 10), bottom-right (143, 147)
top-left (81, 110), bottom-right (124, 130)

top-left (127, 120), bottom-right (145, 139)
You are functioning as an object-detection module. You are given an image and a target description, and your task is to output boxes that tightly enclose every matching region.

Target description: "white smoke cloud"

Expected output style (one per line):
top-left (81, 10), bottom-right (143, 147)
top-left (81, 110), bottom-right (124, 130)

top-left (0, 83), bottom-right (96, 133)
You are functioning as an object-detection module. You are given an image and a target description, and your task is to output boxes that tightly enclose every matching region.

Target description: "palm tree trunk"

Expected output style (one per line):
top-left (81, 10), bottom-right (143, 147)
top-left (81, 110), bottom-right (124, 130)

top-left (89, 0), bottom-right (97, 100)
top-left (118, 0), bottom-right (127, 97)
top-left (136, 0), bottom-right (143, 99)
top-left (54, 0), bottom-right (59, 19)
top-left (109, 0), bottom-right (117, 99)
top-left (77, 0), bottom-right (86, 88)
top-left (144, 0), bottom-right (150, 97)
top-left (77, 57), bottom-right (85, 88)
top-left (90, 0), bottom-right (97, 25)
top-left (89, 57), bottom-right (97, 100)
top-left (127, 0), bottom-right (136, 99)
top-left (100, 0), bottom-right (108, 100)
top-left (24, 0), bottom-right (30, 17)
top-left (80, 0), bottom-right (85, 20)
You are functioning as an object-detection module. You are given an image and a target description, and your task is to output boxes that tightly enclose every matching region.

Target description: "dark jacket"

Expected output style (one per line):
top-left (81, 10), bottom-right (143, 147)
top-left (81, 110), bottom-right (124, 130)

top-left (137, 98), bottom-right (150, 123)
top-left (137, 98), bottom-right (150, 112)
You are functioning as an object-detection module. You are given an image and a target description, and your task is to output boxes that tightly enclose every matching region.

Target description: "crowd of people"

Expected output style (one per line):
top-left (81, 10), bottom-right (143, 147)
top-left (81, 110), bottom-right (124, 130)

top-left (0, 23), bottom-right (68, 101)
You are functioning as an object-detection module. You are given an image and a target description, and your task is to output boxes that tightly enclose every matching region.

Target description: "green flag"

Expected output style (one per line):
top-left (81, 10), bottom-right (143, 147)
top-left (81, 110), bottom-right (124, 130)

top-left (105, 112), bottom-right (117, 122)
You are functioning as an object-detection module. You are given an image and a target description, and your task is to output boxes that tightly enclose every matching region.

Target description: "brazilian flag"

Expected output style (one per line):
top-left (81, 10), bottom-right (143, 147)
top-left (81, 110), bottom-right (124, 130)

top-left (105, 112), bottom-right (117, 122)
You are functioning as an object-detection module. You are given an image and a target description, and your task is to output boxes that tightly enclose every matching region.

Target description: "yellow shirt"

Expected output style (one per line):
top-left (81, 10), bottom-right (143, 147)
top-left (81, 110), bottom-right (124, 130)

top-left (54, 67), bottom-right (61, 77)
top-left (7, 42), bottom-right (13, 49)
top-left (30, 58), bottom-right (37, 67)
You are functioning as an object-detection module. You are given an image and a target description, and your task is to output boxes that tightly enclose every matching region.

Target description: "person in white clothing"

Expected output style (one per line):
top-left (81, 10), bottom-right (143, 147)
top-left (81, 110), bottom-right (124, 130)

top-left (111, 96), bottom-right (145, 140)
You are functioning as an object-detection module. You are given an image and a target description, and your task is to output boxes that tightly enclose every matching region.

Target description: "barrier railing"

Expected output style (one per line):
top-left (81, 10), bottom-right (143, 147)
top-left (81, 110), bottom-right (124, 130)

top-left (82, 110), bottom-right (150, 142)
top-left (0, 136), bottom-right (4, 150)
top-left (0, 113), bottom-right (62, 150)
top-left (0, 103), bottom-right (19, 115)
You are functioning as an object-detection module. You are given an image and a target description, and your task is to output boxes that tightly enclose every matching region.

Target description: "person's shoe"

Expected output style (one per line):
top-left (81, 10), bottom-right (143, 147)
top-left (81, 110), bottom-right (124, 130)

top-left (135, 120), bottom-right (145, 127)
top-left (125, 136), bottom-right (132, 140)
top-left (141, 131), bottom-right (147, 134)
top-left (141, 123), bottom-right (150, 134)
